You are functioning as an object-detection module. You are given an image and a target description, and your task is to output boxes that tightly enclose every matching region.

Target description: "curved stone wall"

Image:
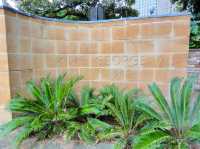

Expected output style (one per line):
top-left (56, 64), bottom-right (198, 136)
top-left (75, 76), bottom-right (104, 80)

top-left (0, 6), bottom-right (190, 122)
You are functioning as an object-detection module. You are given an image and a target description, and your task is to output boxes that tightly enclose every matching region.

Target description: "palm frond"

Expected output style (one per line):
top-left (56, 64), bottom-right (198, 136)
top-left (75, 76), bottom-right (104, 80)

top-left (180, 76), bottom-right (196, 125)
top-left (88, 118), bottom-right (112, 131)
top-left (79, 123), bottom-right (95, 144)
top-left (149, 83), bottom-right (172, 123)
top-left (190, 94), bottom-right (200, 125)
top-left (97, 128), bottom-right (122, 141)
top-left (133, 130), bottom-right (171, 149)
top-left (80, 86), bottom-right (94, 106)
top-left (14, 127), bottom-right (33, 147)
top-left (114, 138), bottom-right (127, 149)
top-left (0, 116), bottom-right (33, 137)
top-left (170, 77), bottom-right (182, 130)
top-left (135, 100), bottom-right (162, 120)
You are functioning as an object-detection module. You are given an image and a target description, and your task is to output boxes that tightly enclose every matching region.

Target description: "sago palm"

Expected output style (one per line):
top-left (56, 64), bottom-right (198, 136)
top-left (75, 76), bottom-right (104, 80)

top-left (97, 85), bottom-right (150, 149)
top-left (64, 85), bottom-right (112, 143)
top-left (134, 76), bottom-right (200, 149)
top-left (0, 73), bottom-right (82, 147)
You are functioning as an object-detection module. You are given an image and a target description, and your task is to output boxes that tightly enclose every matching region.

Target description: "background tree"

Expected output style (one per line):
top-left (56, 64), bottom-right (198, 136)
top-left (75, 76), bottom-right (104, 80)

top-left (19, 0), bottom-right (98, 20)
top-left (18, 0), bottom-right (138, 20)
top-left (100, 0), bottom-right (138, 19)
top-left (171, 0), bottom-right (200, 20)
top-left (171, 0), bottom-right (200, 49)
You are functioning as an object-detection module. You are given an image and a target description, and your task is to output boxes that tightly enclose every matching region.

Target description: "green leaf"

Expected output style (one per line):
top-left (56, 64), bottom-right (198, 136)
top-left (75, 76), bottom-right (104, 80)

top-left (80, 86), bottom-right (94, 106)
top-left (88, 118), bottom-right (112, 131)
top-left (134, 113), bottom-right (151, 129)
top-left (14, 127), bottom-right (33, 147)
top-left (149, 83), bottom-right (173, 123)
top-left (133, 130), bottom-right (170, 149)
top-left (135, 100), bottom-right (162, 120)
top-left (190, 94), bottom-right (200, 125)
top-left (186, 123), bottom-right (200, 140)
top-left (56, 108), bottom-right (78, 120)
top-left (170, 77), bottom-right (181, 129)
top-left (97, 128), bottom-right (122, 140)
top-left (79, 124), bottom-right (95, 144)
top-left (181, 76), bottom-right (195, 125)
top-left (80, 105), bottom-right (102, 115)
top-left (64, 122), bottom-right (80, 140)
top-left (26, 80), bottom-right (42, 101)
top-left (114, 139), bottom-right (127, 149)
top-left (0, 116), bottom-right (33, 137)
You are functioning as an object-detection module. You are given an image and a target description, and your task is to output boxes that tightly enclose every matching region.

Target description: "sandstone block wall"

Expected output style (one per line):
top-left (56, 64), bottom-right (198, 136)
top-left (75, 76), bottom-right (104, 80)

top-left (0, 9), bottom-right (11, 123)
top-left (0, 7), bottom-right (190, 122)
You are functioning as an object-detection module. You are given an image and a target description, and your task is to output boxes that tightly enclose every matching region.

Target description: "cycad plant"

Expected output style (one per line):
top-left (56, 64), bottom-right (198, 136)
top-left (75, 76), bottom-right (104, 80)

top-left (64, 86), bottom-right (112, 143)
top-left (134, 76), bottom-right (200, 149)
top-left (97, 85), bottom-right (150, 149)
top-left (0, 74), bottom-right (82, 147)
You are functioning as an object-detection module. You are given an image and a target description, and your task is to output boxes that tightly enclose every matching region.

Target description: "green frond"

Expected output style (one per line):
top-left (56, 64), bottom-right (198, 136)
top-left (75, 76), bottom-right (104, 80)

top-left (88, 118), bottom-right (112, 131)
top-left (134, 113), bottom-right (152, 130)
top-left (133, 130), bottom-right (171, 149)
top-left (8, 97), bottom-right (45, 114)
top-left (56, 108), bottom-right (78, 120)
top-left (139, 121), bottom-right (171, 136)
top-left (54, 74), bottom-right (82, 110)
top-left (148, 83), bottom-right (172, 122)
top-left (107, 102), bottom-right (125, 127)
top-left (79, 124), bottom-right (95, 144)
top-left (64, 122), bottom-right (80, 140)
top-left (26, 80), bottom-right (42, 101)
top-left (186, 123), bottom-right (200, 140)
top-left (170, 77), bottom-right (182, 129)
top-left (80, 85), bottom-right (94, 106)
top-left (99, 84), bottom-right (119, 101)
top-left (114, 138), bottom-right (127, 149)
top-left (40, 77), bottom-right (52, 107)
top-left (97, 128), bottom-right (122, 141)
top-left (14, 127), bottom-right (33, 147)
top-left (180, 76), bottom-right (196, 124)
top-left (79, 104), bottom-right (102, 116)
top-left (0, 116), bottom-right (33, 137)
top-left (135, 100), bottom-right (162, 120)
top-left (190, 94), bottom-right (200, 125)
top-left (178, 142), bottom-right (189, 149)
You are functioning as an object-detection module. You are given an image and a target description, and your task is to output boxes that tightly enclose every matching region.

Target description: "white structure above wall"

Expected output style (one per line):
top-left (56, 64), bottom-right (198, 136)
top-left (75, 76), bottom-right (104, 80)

top-left (134, 0), bottom-right (177, 17)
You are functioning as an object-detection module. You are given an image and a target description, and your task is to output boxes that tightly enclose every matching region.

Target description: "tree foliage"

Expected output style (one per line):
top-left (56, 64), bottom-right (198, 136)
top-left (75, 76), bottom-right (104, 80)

top-left (190, 22), bottom-right (200, 49)
top-left (19, 0), bottom-right (138, 20)
top-left (171, 0), bottom-right (200, 20)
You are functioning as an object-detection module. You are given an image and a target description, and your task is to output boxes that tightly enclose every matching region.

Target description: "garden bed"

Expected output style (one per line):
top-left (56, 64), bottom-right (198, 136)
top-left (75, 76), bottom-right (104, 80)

top-left (2, 74), bottom-right (200, 149)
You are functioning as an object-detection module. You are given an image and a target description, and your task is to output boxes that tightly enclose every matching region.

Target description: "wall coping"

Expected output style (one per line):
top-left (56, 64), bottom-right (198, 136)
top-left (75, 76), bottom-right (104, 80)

top-left (0, 2), bottom-right (190, 24)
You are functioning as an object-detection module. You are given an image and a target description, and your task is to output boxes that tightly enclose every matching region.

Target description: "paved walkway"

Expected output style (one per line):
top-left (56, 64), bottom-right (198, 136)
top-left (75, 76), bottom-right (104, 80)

top-left (0, 134), bottom-right (114, 149)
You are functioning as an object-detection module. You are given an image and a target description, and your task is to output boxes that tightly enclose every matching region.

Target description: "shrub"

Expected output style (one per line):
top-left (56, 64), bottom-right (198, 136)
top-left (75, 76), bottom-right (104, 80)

top-left (134, 76), bottom-right (200, 149)
top-left (2, 73), bottom-right (200, 149)
top-left (0, 74), bottom-right (82, 146)
top-left (95, 85), bottom-right (151, 149)
top-left (64, 86), bottom-right (112, 143)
